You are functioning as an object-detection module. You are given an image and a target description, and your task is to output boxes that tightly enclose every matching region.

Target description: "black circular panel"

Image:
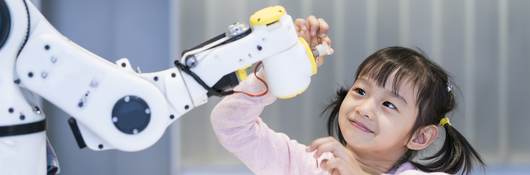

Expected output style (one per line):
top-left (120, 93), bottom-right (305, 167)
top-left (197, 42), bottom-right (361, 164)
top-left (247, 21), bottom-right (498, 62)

top-left (111, 96), bottom-right (151, 135)
top-left (0, 0), bottom-right (11, 49)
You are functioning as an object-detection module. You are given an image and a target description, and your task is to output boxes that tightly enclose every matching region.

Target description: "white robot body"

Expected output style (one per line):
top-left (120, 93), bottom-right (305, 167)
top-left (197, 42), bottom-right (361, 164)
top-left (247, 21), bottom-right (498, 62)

top-left (0, 0), bottom-right (46, 174)
top-left (0, 132), bottom-right (47, 175)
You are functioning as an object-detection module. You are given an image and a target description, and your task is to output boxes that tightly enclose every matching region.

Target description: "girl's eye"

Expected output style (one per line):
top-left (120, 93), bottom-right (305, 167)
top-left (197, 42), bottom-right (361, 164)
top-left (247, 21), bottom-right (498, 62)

top-left (353, 88), bottom-right (366, 96)
top-left (383, 101), bottom-right (398, 110)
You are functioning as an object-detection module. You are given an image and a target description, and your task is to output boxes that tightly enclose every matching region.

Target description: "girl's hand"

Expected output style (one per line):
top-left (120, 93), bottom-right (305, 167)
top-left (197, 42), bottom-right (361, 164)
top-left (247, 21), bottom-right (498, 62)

top-left (294, 16), bottom-right (333, 66)
top-left (307, 137), bottom-right (366, 175)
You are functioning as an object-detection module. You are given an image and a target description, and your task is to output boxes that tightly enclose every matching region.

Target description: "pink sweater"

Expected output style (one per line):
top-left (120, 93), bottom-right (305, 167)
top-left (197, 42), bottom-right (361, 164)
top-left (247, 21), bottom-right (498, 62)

top-left (210, 74), bottom-right (447, 175)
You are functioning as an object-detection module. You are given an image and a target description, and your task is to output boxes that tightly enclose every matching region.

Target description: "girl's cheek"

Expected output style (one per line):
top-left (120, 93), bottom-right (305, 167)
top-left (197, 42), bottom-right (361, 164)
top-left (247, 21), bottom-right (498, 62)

top-left (341, 94), bottom-right (357, 108)
top-left (381, 116), bottom-right (410, 139)
top-left (377, 120), bottom-right (401, 142)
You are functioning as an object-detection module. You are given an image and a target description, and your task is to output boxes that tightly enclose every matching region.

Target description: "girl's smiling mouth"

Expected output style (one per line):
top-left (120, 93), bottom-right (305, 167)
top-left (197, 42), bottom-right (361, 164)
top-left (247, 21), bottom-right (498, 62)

top-left (349, 119), bottom-right (375, 134)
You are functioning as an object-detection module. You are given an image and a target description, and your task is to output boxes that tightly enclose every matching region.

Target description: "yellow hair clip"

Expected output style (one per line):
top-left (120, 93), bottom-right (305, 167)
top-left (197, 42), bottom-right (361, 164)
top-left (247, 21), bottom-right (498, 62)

top-left (439, 117), bottom-right (451, 127)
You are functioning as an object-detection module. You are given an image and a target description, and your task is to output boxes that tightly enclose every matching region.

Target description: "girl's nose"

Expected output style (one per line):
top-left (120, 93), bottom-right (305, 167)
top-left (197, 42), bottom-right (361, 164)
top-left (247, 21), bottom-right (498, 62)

top-left (362, 114), bottom-right (370, 119)
top-left (356, 99), bottom-right (375, 120)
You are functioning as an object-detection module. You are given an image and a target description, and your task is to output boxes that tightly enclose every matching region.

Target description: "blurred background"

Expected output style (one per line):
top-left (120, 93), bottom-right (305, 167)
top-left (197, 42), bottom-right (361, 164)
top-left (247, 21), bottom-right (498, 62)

top-left (33, 0), bottom-right (530, 174)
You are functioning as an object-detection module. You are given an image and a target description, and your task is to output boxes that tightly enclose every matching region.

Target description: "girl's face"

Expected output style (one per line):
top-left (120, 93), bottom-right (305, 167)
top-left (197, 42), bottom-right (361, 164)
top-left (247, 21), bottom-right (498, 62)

top-left (338, 73), bottom-right (418, 159)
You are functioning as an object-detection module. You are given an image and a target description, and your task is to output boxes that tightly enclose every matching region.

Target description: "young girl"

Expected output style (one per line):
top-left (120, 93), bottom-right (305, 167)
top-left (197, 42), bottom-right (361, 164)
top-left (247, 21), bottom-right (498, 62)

top-left (210, 16), bottom-right (485, 175)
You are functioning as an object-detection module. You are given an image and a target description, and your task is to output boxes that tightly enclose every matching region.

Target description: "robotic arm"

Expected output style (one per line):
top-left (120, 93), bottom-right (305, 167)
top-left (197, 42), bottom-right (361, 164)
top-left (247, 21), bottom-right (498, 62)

top-left (0, 0), bottom-right (331, 174)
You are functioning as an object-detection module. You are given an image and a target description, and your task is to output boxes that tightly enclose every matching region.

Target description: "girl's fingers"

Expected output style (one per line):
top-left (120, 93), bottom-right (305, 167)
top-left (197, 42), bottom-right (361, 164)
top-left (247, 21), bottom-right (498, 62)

top-left (317, 18), bottom-right (329, 35)
top-left (296, 16), bottom-right (333, 64)
top-left (296, 16), bottom-right (331, 45)
top-left (322, 158), bottom-right (352, 175)
top-left (320, 159), bottom-right (330, 171)
top-left (295, 18), bottom-right (305, 27)
top-left (314, 141), bottom-right (350, 160)
top-left (316, 57), bottom-right (322, 66)
top-left (295, 19), bottom-right (311, 43)
top-left (294, 18), bottom-right (306, 33)
top-left (321, 36), bottom-right (332, 46)
top-left (313, 142), bottom-right (337, 159)
top-left (310, 138), bottom-right (343, 159)
top-left (294, 18), bottom-right (311, 41)
top-left (307, 137), bottom-right (335, 151)
top-left (317, 55), bottom-right (330, 66)
top-left (306, 15), bottom-right (320, 47)
top-left (320, 158), bottom-right (341, 173)
top-left (307, 15), bottom-right (319, 36)
top-left (309, 137), bottom-right (353, 162)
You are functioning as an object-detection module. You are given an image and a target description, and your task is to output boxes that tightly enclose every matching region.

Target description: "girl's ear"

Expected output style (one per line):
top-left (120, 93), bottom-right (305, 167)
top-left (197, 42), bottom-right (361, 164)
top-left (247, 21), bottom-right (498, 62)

top-left (406, 125), bottom-right (438, 150)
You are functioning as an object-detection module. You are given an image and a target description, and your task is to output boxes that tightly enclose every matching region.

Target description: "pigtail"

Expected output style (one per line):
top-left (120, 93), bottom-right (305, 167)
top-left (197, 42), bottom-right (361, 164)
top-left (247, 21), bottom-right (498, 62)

top-left (415, 124), bottom-right (485, 174)
top-left (322, 87), bottom-right (348, 145)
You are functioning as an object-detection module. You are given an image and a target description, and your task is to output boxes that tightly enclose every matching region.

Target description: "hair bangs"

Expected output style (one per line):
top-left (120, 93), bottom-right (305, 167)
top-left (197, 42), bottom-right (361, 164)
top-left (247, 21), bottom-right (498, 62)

top-left (355, 55), bottom-right (428, 106)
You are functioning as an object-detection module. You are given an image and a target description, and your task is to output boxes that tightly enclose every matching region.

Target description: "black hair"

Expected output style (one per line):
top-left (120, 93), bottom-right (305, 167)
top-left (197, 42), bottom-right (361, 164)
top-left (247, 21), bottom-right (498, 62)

top-left (323, 46), bottom-right (485, 174)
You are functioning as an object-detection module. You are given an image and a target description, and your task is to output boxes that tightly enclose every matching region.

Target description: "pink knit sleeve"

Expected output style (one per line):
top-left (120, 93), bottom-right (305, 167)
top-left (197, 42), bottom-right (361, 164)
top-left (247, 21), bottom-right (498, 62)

top-left (210, 74), bottom-right (328, 175)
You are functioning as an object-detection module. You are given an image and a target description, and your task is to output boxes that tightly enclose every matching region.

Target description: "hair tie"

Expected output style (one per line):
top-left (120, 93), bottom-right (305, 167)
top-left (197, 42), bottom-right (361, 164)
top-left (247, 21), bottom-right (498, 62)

top-left (439, 117), bottom-right (451, 127)
top-left (447, 82), bottom-right (453, 92)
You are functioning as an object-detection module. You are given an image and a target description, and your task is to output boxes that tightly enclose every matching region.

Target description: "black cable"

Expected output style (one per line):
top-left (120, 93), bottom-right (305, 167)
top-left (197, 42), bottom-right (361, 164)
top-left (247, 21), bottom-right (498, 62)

top-left (174, 60), bottom-right (235, 97)
top-left (176, 26), bottom-right (254, 97)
